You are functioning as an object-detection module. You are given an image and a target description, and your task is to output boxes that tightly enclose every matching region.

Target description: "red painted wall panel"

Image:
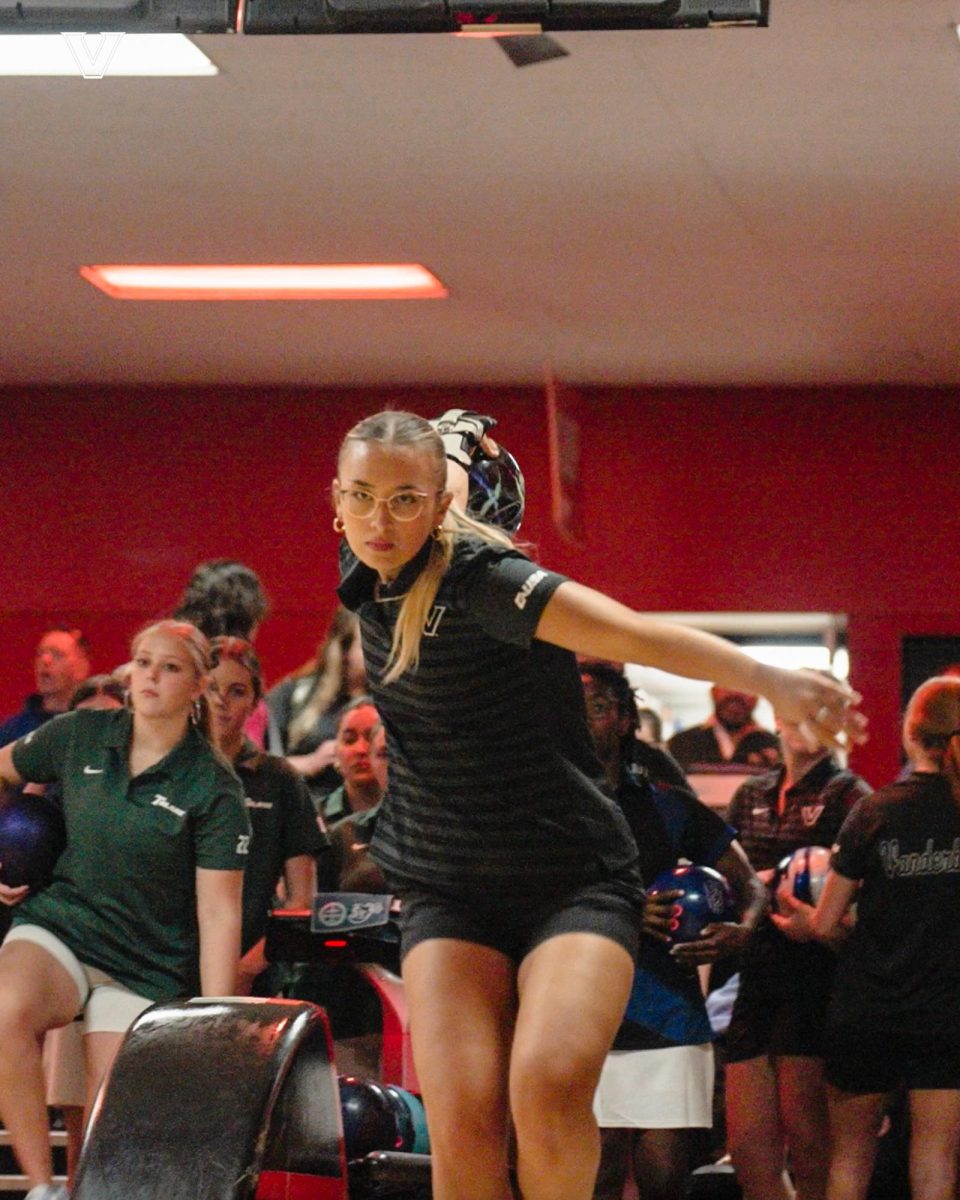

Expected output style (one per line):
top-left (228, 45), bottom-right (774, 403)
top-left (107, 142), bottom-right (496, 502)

top-left (2, 386), bottom-right (958, 785)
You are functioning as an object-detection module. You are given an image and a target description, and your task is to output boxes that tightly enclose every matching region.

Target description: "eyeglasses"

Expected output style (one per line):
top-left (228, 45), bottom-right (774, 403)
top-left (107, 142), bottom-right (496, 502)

top-left (338, 488), bottom-right (435, 522)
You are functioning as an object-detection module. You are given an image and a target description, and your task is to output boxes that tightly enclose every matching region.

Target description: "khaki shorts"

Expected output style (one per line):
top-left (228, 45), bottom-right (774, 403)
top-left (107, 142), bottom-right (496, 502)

top-left (5, 925), bottom-right (154, 1108)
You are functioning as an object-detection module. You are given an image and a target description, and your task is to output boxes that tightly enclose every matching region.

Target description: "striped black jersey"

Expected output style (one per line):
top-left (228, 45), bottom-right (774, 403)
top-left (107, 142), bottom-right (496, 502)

top-left (338, 535), bottom-right (641, 899)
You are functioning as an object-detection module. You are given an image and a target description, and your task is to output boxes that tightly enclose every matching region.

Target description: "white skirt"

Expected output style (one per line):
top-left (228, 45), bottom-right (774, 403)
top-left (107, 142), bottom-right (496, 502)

top-left (592, 1044), bottom-right (715, 1129)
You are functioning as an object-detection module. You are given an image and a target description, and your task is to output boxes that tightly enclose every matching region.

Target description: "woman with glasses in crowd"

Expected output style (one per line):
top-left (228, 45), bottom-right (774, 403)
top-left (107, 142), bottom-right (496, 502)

top-left (329, 408), bottom-right (866, 1200)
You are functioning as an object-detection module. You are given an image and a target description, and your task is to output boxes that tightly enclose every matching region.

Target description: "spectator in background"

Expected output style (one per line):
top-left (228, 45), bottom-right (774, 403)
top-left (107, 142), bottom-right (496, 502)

top-left (722, 706), bottom-right (872, 1200)
top-left (774, 675), bottom-right (960, 1200)
top-left (206, 637), bottom-right (325, 995)
top-left (580, 663), bottom-right (690, 793)
top-left (0, 628), bottom-right (91, 746)
top-left (0, 619), bottom-right (248, 1200)
top-left (318, 697), bottom-right (388, 827)
top-left (266, 607), bottom-right (367, 792)
top-left (668, 685), bottom-right (782, 772)
top-left (173, 559), bottom-right (272, 747)
top-left (327, 721), bottom-right (389, 892)
top-left (582, 665), bottom-right (766, 1200)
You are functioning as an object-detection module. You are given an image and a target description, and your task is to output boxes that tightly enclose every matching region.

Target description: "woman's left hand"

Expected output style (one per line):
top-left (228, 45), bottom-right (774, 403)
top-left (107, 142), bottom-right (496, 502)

top-left (769, 892), bottom-right (817, 942)
top-left (763, 667), bottom-right (868, 750)
top-left (671, 921), bottom-right (751, 964)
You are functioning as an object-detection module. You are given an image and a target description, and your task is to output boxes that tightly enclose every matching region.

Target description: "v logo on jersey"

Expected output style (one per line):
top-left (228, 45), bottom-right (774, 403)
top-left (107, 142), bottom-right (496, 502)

top-left (423, 605), bottom-right (447, 637)
top-left (801, 804), bottom-right (825, 827)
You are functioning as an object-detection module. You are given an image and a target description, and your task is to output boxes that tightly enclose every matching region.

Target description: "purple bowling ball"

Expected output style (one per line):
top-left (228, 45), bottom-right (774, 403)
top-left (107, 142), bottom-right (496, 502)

top-left (647, 865), bottom-right (735, 943)
top-left (0, 790), bottom-right (66, 889)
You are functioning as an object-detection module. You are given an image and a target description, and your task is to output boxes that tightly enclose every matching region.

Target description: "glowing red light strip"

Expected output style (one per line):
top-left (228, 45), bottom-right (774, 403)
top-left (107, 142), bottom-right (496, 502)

top-left (79, 263), bottom-right (448, 301)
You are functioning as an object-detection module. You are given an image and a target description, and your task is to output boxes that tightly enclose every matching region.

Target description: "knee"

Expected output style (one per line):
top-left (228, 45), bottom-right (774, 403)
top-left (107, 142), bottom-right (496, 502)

top-left (510, 1045), bottom-right (597, 1133)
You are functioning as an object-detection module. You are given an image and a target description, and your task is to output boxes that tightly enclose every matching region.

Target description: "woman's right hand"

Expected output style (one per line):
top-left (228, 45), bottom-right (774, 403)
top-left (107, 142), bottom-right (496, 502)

top-left (0, 873), bottom-right (29, 907)
top-left (643, 888), bottom-right (684, 943)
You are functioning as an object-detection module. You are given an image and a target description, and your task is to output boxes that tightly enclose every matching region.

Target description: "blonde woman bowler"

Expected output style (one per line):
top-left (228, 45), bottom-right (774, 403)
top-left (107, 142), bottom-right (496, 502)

top-left (332, 410), bottom-right (866, 1200)
top-left (0, 619), bottom-right (250, 1200)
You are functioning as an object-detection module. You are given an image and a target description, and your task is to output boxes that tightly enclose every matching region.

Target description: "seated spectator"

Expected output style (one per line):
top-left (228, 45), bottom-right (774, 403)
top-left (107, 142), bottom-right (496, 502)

top-left (668, 685), bottom-right (781, 772)
top-left (40, 674), bottom-right (126, 1186)
top-left (266, 607), bottom-right (367, 793)
top-left (582, 667), bottom-right (766, 1200)
top-left (316, 697), bottom-right (386, 827)
top-left (207, 637), bottom-right (326, 995)
top-left (327, 721), bottom-right (388, 893)
top-left (0, 628), bottom-right (91, 746)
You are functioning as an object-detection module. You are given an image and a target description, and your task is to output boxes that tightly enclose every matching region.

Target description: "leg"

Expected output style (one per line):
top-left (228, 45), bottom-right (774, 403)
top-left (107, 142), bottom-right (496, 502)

top-left (61, 1107), bottom-right (84, 1188)
top-left (725, 1056), bottom-right (794, 1200)
top-left (631, 1128), bottom-right (690, 1200)
top-left (0, 941), bottom-right (80, 1188)
top-left (402, 939), bottom-right (517, 1200)
top-left (824, 1085), bottom-right (886, 1200)
top-left (905, 1090), bottom-right (960, 1200)
top-left (594, 1128), bottom-right (629, 1200)
top-left (777, 1056), bottom-right (830, 1200)
top-left (83, 1032), bottom-right (125, 1112)
top-left (510, 933), bottom-right (634, 1200)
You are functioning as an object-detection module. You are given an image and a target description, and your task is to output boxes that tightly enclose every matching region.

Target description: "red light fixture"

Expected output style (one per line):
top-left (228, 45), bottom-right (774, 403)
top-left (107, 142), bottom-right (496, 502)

top-left (80, 263), bottom-right (448, 301)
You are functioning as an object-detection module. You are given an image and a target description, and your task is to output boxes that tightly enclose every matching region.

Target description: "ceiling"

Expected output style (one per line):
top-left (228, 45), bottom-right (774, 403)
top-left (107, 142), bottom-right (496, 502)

top-left (1, 0), bottom-right (958, 388)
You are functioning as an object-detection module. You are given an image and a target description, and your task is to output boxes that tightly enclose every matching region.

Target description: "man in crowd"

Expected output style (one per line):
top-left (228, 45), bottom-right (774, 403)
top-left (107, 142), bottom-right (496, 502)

top-left (668, 686), bottom-right (781, 772)
top-left (0, 628), bottom-right (90, 745)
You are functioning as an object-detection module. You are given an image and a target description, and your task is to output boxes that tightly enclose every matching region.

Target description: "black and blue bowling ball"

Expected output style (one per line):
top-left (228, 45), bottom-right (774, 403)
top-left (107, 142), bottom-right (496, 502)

top-left (647, 865), bottom-right (735, 943)
top-left (467, 445), bottom-right (525, 534)
top-left (382, 1084), bottom-right (430, 1154)
top-left (338, 1076), bottom-right (402, 1160)
top-left (0, 789), bottom-right (66, 889)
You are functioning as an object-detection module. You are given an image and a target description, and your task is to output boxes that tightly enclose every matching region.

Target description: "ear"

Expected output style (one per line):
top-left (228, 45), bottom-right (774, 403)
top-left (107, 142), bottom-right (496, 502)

top-left (437, 488), bottom-right (454, 523)
top-left (193, 672), bottom-right (210, 703)
top-left (331, 478), bottom-right (343, 517)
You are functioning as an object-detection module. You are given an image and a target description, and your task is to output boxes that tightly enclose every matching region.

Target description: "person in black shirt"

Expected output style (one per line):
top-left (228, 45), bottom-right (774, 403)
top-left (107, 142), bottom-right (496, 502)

top-left (724, 714), bottom-right (871, 1200)
top-left (776, 676), bottom-right (960, 1200)
top-left (206, 637), bottom-right (324, 993)
top-left (331, 409), bottom-right (866, 1200)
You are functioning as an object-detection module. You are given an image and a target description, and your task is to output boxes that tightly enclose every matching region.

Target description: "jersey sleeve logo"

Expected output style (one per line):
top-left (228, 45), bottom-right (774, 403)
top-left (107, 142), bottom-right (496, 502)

top-left (514, 570), bottom-right (547, 610)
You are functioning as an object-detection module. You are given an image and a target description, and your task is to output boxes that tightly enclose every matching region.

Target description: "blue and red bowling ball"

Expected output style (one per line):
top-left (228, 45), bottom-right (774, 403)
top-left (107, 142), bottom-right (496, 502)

top-left (775, 845), bottom-right (832, 912)
top-left (0, 790), bottom-right (66, 889)
top-left (647, 865), bottom-right (735, 943)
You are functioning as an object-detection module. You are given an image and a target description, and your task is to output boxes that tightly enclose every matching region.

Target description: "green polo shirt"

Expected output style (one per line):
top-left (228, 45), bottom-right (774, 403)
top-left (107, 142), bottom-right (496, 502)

top-left (11, 709), bottom-right (250, 1001)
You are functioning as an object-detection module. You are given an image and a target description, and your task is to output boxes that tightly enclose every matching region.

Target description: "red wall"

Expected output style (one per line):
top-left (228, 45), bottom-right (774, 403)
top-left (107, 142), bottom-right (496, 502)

top-left (3, 385), bottom-right (958, 786)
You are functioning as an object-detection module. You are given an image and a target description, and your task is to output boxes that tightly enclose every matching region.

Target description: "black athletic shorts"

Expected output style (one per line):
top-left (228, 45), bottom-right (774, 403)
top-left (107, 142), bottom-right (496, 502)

top-left (725, 979), bottom-right (829, 1063)
top-left (826, 1024), bottom-right (960, 1094)
top-left (395, 875), bottom-right (644, 966)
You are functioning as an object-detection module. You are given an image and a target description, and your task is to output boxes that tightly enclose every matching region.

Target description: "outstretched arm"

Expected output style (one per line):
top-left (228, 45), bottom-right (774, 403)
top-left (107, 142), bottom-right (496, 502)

top-left (536, 581), bottom-right (866, 745)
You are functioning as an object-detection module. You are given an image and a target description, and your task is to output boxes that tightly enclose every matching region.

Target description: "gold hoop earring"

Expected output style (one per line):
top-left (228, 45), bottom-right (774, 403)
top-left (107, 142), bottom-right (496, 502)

top-left (333, 516), bottom-right (345, 533)
top-left (431, 525), bottom-right (443, 541)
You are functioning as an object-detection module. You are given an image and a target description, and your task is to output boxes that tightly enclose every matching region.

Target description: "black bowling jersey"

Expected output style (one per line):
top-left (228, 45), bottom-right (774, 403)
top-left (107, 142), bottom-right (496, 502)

top-left (338, 535), bottom-right (640, 900)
